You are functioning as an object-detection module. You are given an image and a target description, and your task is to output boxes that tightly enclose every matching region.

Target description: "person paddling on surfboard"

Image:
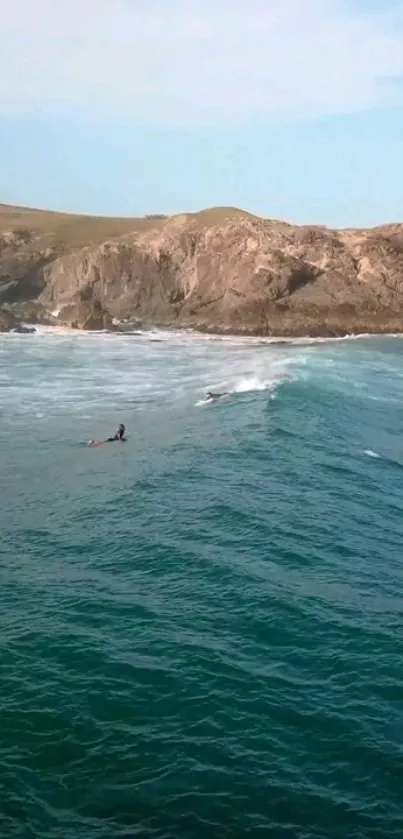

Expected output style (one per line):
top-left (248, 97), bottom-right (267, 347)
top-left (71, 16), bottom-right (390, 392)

top-left (106, 423), bottom-right (126, 442)
top-left (205, 390), bottom-right (228, 402)
top-left (87, 423), bottom-right (126, 447)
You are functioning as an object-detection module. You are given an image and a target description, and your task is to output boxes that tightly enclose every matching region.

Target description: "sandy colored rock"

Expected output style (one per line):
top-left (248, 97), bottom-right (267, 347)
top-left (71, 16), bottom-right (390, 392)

top-left (1, 204), bottom-right (403, 336)
top-left (57, 298), bottom-right (114, 331)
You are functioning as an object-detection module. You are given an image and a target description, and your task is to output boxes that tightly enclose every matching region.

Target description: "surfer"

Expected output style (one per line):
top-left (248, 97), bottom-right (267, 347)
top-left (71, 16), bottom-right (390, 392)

top-left (106, 423), bottom-right (126, 442)
top-left (87, 423), bottom-right (126, 447)
top-left (205, 390), bottom-right (228, 402)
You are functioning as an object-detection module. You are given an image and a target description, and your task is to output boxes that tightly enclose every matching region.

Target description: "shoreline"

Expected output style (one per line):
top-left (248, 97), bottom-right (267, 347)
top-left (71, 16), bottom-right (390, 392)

top-left (2, 321), bottom-right (403, 345)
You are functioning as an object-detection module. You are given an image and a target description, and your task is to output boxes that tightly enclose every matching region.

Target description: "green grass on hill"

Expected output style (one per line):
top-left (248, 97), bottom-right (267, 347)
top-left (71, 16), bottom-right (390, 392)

top-left (0, 203), bottom-right (258, 248)
top-left (0, 204), bottom-right (167, 248)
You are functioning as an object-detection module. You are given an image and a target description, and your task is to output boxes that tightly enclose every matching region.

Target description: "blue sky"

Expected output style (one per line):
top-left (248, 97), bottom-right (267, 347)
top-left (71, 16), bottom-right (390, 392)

top-left (0, 0), bottom-right (402, 227)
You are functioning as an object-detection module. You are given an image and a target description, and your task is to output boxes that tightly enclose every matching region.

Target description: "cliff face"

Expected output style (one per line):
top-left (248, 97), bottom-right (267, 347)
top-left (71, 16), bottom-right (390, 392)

top-left (1, 205), bottom-right (403, 335)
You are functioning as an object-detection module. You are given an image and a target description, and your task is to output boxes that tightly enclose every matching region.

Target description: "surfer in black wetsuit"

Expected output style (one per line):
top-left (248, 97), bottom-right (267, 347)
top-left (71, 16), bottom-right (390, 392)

top-left (107, 423), bottom-right (126, 442)
top-left (205, 391), bottom-right (228, 402)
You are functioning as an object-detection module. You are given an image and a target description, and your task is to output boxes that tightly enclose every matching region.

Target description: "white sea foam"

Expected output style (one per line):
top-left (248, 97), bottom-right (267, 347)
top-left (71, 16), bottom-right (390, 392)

top-left (7, 322), bottom-right (403, 345)
top-left (2, 321), bottom-right (403, 358)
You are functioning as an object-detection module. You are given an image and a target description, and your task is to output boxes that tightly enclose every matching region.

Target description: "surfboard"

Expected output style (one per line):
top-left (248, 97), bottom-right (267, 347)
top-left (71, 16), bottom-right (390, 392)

top-left (202, 393), bottom-right (228, 405)
top-left (87, 438), bottom-right (127, 448)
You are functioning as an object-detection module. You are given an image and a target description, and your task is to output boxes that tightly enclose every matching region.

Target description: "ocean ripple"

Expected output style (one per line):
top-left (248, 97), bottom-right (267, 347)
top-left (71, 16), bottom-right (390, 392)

top-left (1, 332), bottom-right (403, 838)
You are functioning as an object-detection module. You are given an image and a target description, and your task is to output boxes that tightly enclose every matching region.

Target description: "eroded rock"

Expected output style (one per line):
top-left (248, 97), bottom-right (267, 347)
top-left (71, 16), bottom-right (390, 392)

top-left (1, 208), bottom-right (403, 335)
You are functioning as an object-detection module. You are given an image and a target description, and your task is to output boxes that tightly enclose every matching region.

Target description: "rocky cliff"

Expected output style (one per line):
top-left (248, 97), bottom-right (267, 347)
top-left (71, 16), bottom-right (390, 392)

top-left (1, 204), bottom-right (403, 336)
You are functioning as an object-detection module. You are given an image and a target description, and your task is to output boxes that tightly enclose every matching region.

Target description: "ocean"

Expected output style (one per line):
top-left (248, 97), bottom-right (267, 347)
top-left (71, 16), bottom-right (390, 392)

top-left (1, 328), bottom-right (403, 839)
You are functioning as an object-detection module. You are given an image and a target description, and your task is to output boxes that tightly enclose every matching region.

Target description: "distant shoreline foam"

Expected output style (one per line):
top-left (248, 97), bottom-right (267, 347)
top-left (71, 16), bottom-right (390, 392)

top-left (2, 323), bottom-right (402, 347)
top-left (2, 315), bottom-right (403, 350)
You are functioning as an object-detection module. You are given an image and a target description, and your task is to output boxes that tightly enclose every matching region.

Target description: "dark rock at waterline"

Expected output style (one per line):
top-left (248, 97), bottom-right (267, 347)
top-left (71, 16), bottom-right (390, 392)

top-left (13, 325), bottom-right (36, 333)
top-left (0, 307), bottom-right (37, 333)
top-left (2, 300), bottom-right (56, 326)
top-left (0, 308), bottom-right (19, 332)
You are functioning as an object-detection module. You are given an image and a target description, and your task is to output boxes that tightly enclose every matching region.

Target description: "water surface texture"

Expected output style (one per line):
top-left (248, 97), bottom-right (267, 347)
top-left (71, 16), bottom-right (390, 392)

top-left (1, 330), bottom-right (403, 839)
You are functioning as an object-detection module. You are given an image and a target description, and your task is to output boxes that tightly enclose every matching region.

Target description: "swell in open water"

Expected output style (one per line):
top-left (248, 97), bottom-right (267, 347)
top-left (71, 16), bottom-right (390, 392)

top-left (1, 329), bottom-right (403, 838)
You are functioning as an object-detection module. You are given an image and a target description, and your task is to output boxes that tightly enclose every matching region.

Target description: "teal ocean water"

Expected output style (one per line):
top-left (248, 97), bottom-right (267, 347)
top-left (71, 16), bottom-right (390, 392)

top-left (1, 329), bottom-right (403, 839)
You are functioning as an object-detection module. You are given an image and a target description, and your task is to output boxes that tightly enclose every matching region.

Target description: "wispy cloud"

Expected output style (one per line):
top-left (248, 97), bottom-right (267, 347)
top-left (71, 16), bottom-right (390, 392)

top-left (1, 0), bottom-right (403, 125)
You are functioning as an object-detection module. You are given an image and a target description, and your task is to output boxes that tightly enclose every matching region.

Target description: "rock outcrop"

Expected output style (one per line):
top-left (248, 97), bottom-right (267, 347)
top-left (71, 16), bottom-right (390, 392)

top-left (0, 308), bottom-right (19, 332)
top-left (13, 325), bottom-right (36, 333)
top-left (1, 205), bottom-right (403, 336)
top-left (57, 298), bottom-right (114, 330)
